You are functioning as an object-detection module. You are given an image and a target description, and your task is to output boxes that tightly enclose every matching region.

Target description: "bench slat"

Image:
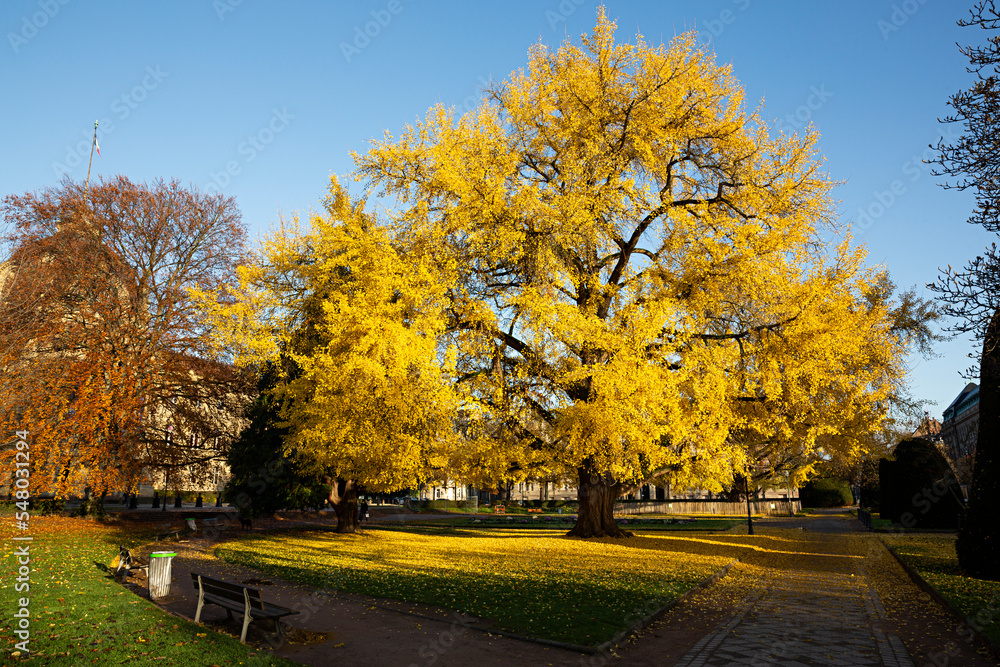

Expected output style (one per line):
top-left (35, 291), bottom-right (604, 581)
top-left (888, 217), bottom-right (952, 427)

top-left (191, 572), bottom-right (261, 598)
top-left (200, 594), bottom-right (295, 618)
top-left (202, 580), bottom-right (261, 600)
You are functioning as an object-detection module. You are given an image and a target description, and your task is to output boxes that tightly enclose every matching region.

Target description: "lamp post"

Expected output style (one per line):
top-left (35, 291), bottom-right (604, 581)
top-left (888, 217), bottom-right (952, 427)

top-left (786, 470), bottom-right (795, 517)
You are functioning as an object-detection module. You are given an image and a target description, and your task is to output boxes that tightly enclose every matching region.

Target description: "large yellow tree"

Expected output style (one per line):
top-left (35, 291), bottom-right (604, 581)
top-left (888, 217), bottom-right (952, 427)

top-left (209, 10), bottom-right (924, 537)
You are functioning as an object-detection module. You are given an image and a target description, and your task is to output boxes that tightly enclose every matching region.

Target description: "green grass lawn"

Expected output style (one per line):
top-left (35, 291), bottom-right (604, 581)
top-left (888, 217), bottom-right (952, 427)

top-left (882, 534), bottom-right (1000, 645)
top-left (0, 515), bottom-right (298, 666)
top-left (871, 516), bottom-right (896, 530)
top-left (866, 513), bottom-right (958, 533)
top-left (215, 524), bottom-right (747, 646)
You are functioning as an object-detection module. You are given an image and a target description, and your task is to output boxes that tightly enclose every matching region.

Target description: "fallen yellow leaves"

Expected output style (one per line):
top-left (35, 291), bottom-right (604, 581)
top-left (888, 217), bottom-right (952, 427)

top-left (216, 526), bottom-right (779, 644)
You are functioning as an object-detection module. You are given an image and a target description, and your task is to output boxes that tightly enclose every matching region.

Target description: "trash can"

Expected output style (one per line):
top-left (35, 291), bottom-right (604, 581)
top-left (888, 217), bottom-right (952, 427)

top-left (185, 517), bottom-right (197, 532)
top-left (148, 551), bottom-right (177, 599)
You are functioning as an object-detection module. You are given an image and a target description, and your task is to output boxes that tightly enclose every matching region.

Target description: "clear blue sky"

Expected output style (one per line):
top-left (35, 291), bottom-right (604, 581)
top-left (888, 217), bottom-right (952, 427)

top-left (1, 0), bottom-right (991, 421)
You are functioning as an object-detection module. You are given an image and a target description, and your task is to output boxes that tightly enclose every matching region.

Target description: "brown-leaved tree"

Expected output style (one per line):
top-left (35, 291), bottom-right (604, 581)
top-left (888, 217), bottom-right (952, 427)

top-left (0, 176), bottom-right (248, 500)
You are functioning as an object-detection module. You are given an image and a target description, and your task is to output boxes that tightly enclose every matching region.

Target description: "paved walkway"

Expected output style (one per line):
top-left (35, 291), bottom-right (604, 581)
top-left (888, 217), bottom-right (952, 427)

top-left (673, 567), bottom-right (912, 666)
top-left (619, 510), bottom-right (997, 666)
top-left (674, 513), bottom-right (911, 665)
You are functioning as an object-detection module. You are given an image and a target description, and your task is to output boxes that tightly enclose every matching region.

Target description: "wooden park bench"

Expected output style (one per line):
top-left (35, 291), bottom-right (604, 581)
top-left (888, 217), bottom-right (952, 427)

top-left (155, 525), bottom-right (182, 542)
top-left (201, 517), bottom-right (229, 533)
top-left (190, 572), bottom-right (300, 643)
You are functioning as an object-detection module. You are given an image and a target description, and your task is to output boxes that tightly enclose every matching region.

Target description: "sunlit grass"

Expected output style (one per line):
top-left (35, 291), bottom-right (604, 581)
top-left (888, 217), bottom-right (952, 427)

top-left (215, 525), bottom-right (754, 645)
top-left (882, 533), bottom-right (1000, 645)
top-left (0, 516), bottom-right (296, 666)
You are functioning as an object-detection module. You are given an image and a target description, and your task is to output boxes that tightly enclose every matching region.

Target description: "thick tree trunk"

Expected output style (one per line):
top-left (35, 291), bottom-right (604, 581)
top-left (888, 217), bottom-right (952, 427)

top-left (567, 468), bottom-right (633, 538)
top-left (328, 479), bottom-right (359, 534)
top-left (956, 308), bottom-right (1000, 580)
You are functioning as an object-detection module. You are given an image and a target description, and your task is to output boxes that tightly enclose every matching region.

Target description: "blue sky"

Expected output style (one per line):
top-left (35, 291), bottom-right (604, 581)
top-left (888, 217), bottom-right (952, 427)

top-left (1, 1), bottom-right (992, 421)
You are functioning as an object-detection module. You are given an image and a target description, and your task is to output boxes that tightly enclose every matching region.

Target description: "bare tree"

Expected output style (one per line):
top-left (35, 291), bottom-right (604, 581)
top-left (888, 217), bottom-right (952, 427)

top-left (929, 1), bottom-right (1000, 579)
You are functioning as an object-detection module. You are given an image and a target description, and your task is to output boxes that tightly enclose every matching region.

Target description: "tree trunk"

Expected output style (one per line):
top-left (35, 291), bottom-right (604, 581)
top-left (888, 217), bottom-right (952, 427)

top-left (567, 468), bottom-right (633, 538)
top-left (328, 479), bottom-right (359, 534)
top-left (956, 308), bottom-right (1000, 580)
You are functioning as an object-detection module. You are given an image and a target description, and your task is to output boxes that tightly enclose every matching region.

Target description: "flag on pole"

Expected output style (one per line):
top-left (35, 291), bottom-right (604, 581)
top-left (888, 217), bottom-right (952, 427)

top-left (94, 136), bottom-right (100, 156)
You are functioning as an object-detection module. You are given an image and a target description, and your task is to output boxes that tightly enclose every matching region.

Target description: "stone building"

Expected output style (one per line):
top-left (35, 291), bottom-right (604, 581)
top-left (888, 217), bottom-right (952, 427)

top-left (940, 382), bottom-right (979, 486)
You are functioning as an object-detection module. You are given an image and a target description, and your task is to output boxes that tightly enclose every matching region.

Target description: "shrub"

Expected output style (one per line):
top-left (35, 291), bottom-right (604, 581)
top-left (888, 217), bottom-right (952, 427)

top-left (880, 438), bottom-right (965, 529)
top-left (800, 478), bottom-right (853, 508)
top-left (34, 498), bottom-right (65, 515)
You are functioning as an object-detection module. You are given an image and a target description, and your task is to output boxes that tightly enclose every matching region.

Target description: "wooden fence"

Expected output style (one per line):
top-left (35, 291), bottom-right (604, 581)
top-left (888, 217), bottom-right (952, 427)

top-left (614, 499), bottom-right (801, 516)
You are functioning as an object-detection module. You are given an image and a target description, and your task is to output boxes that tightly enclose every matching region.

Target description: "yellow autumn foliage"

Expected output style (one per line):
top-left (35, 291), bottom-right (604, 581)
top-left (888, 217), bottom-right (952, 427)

top-left (352, 10), bottom-right (912, 492)
top-left (195, 179), bottom-right (459, 491)
top-left (199, 9), bottom-right (918, 502)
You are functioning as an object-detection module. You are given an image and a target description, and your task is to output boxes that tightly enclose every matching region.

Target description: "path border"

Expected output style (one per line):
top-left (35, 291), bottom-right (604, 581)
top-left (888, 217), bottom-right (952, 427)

top-left (879, 539), bottom-right (1000, 662)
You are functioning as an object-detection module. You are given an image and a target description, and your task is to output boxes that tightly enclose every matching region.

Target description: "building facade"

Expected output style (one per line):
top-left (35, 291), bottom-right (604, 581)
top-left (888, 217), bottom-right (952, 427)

top-left (940, 382), bottom-right (979, 486)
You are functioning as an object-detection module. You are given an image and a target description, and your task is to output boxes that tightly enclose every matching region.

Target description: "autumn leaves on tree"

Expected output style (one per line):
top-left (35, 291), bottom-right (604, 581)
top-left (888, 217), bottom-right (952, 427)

top-left (0, 12), bottom-right (934, 538)
top-left (203, 12), bottom-right (925, 537)
top-left (0, 177), bottom-right (247, 499)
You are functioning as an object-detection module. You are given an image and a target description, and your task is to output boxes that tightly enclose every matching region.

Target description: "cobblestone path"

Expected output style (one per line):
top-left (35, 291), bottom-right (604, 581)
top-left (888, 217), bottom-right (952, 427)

top-left (671, 516), bottom-right (914, 667)
top-left (673, 569), bottom-right (912, 666)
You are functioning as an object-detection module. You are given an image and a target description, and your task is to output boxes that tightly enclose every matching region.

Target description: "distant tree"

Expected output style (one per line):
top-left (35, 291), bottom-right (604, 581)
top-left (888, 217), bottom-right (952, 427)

top-left (930, 1), bottom-right (1000, 578)
top-left (196, 183), bottom-right (459, 533)
top-left (0, 176), bottom-right (248, 498)
top-left (857, 456), bottom-right (882, 512)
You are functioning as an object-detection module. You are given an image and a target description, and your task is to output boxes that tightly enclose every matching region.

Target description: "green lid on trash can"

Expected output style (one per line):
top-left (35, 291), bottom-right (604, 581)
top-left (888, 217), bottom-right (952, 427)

top-left (150, 551), bottom-right (177, 558)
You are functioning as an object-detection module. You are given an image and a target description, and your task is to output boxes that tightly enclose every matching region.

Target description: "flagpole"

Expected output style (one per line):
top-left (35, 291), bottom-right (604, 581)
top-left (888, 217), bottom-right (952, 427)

top-left (84, 120), bottom-right (98, 206)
